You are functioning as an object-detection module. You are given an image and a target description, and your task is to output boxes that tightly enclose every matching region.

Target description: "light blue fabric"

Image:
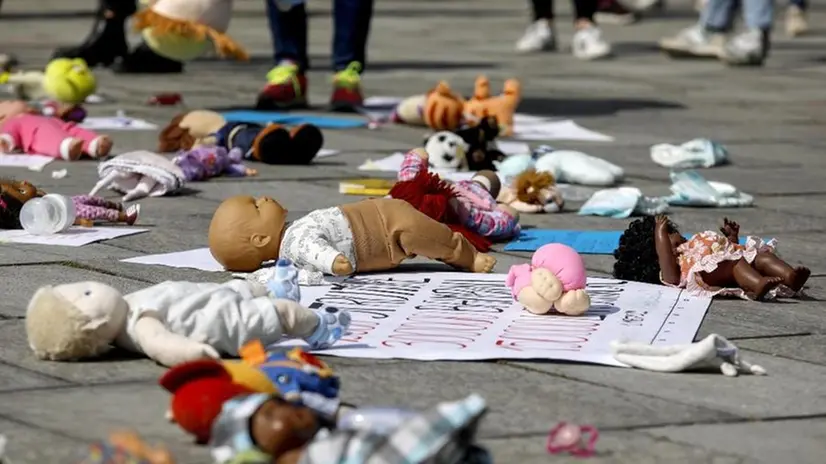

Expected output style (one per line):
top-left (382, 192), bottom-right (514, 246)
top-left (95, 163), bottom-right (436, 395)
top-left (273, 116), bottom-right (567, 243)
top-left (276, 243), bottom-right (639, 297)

top-left (504, 229), bottom-right (756, 253)
top-left (220, 111), bottom-right (367, 129)
top-left (267, 258), bottom-right (301, 301)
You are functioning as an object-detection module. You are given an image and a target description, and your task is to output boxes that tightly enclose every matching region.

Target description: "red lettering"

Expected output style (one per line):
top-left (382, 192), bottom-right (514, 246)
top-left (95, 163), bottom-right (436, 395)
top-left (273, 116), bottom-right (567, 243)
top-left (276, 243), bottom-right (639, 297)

top-left (341, 320), bottom-right (379, 343)
top-left (495, 339), bottom-right (583, 352)
top-left (382, 337), bottom-right (468, 349)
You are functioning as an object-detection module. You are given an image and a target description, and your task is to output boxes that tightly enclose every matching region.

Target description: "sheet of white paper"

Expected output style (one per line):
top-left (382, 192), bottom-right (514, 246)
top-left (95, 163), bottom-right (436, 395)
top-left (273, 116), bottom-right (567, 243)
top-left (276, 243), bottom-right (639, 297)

top-left (513, 119), bottom-right (614, 142)
top-left (80, 117), bottom-right (158, 131)
top-left (316, 148), bottom-right (341, 158)
top-left (0, 154), bottom-right (54, 170)
top-left (121, 247), bottom-right (225, 272)
top-left (0, 227), bottom-right (147, 247)
top-left (358, 152), bottom-right (406, 172)
top-left (495, 140), bottom-right (531, 156)
top-left (363, 96), bottom-right (404, 108)
top-left (276, 273), bottom-right (710, 364)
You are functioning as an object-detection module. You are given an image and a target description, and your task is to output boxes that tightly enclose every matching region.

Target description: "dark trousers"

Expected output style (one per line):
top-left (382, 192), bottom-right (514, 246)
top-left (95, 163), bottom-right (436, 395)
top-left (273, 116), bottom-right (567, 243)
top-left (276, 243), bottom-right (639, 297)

top-left (531, 0), bottom-right (597, 22)
top-left (265, 0), bottom-right (375, 74)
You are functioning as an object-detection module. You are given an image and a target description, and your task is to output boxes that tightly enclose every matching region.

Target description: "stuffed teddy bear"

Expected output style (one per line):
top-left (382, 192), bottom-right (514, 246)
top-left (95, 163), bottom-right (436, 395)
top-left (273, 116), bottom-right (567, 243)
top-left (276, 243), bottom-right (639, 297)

top-left (208, 194), bottom-right (497, 277)
top-left (506, 243), bottom-right (591, 316)
top-left (463, 76), bottom-right (521, 137)
top-left (392, 81), bottom-right (465, 131)
top-left (0, 100), bottom-right (111, 160)
top-left (133, 0), bottom-right (248, 62)
top-left (0, 58), bottom-right (95, 104)
top-left (454, 115), bottom-right (505, 172)
top-left (158, 110), bottom-right (227, 152)
top-left (213, 122), bottom-right (323, 165)
top-left (423, 130), bottom-right (469, 171)
top-left (25, 279), bottom-right (351, 367)
top-left (498, 168), bottom-right (564, 214)
top-left (172, 146), bottom-right (257, 181)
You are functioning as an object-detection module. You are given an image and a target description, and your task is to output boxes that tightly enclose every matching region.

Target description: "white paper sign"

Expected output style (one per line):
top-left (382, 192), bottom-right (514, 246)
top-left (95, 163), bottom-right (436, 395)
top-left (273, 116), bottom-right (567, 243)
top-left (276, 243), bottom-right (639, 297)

top-left (513, 118), bottom-right (614, 142)
top-left (81, 117), bottom-right (158, 131)
top-left (0, 154), bottom-right (54, 170)
top-left (316, 148), bottom-right (341, 158)
top-left (0, 227), bottom-right (147, 247)
top-left (121, 247), bottom-right (225, 272)
top-left (280, 272), bottom-right (710, 365)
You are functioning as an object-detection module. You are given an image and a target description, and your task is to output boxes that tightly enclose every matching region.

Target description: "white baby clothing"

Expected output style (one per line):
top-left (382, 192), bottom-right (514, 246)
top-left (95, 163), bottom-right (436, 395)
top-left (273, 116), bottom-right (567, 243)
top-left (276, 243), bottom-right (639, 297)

top-left (119, 280), bottom-right (287, 356)
top-left (279, 206), bottom-right (357, 285)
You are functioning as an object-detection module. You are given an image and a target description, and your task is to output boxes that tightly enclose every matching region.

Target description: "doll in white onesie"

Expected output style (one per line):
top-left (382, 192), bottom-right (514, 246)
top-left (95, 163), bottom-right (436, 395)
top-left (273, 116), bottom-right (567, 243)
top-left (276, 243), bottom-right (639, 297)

top-left (25, 279), bottom-right (350, 367)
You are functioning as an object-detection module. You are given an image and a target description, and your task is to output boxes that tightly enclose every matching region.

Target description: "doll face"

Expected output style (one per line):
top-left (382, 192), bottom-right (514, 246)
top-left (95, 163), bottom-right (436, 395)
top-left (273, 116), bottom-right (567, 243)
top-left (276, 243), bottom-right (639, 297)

top-left (0, 179), bottom-right (45, 203)
top-left (250, 396), bottom-right (320, 458)
top-left (0, 100), bottom-right (32, 124)
top-left (229, 195), bottom-right (287, 257)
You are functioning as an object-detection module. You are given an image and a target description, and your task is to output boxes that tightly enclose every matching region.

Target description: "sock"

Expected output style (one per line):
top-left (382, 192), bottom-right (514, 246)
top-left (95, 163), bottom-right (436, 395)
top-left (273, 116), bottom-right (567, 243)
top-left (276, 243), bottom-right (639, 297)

top-left (304, 307), bottom-right (351, 350)
top-left (266, 258), bottom-right (301, 302)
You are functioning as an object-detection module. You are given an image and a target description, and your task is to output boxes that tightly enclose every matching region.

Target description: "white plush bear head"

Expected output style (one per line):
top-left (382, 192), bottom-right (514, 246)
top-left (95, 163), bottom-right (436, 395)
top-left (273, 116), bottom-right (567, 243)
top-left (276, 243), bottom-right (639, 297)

top-left (26, 282), bottom-right (129, 361)
top-left (425, 131), bottom-right (469, 171)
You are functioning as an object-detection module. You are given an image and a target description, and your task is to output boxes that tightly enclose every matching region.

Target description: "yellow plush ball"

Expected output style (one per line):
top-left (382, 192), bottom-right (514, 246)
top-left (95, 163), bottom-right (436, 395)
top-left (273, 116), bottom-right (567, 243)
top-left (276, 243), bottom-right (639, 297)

top-left (42, 58), bottom-right (97, 104)
top-left (141, 29), bottom-right (210, 62)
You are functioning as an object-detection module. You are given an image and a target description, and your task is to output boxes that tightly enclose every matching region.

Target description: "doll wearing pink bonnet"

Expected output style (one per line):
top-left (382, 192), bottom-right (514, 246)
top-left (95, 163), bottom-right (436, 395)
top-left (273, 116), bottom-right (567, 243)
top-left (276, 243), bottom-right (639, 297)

top-left (0, 100), bottom-right (111, 161)
top-left (506, 243), bottom-right (591, 316)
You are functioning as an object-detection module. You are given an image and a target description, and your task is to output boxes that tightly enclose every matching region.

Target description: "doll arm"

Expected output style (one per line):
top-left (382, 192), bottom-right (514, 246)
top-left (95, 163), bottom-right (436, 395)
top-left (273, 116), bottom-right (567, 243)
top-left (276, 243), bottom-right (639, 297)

top-left (654, 216), bottom-right (681, 285)
top-left (474, 207), bottom-right (520, 239)
top-left (281, 216), bottom-right (347, 276)
top-left (223, 162), bottom-right (249, 177)
top-left (132, 314), bottom-right (220, 367)
top-left (397, 149), bottom-right (428, 181)
top-left (505, 263), bottom-right (533, 298)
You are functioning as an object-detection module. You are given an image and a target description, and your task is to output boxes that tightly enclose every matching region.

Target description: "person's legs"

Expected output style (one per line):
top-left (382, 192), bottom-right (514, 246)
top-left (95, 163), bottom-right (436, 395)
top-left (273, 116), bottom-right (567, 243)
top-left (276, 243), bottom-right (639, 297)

top-left (516, 0), bottom-right (556, 53)
top-left (785, 0), bottom-right (808, 38)
top-left (52, 0), bottom-right (135, 67)
top-left (256, 1), bottom-right (310, 110)
top-left (329, 0), bottom-right (375, 112)
top-left (721, 0), bottom-right (772, 65)
top-left (594, 0), bottom-right (637, 26)
top-left (570, 0), bottom-right (613, 60)
top-left (659, 0), bottom-right (733, 58)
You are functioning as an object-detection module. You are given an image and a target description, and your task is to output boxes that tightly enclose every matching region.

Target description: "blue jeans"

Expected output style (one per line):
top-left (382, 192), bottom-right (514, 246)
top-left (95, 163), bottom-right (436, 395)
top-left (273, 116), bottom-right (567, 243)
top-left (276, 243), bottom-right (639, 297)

top-left (701, 0), bottom-right (773, 31)
top-left (265, 0), bottom-right (375, 74)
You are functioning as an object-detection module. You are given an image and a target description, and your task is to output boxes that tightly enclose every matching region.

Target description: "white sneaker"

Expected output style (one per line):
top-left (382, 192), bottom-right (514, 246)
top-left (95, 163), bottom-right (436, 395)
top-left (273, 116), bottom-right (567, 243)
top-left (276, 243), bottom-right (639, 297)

top-left (571, 26), bottom-right (612, 60)
top-left (721, 29), bottom-right (769, 66)
top-left (785, 5), bottom-right (808, 37)
top-left (515, 20), bottom-right (556, 53)
top-left (659, 25), bottom-right (726, 58)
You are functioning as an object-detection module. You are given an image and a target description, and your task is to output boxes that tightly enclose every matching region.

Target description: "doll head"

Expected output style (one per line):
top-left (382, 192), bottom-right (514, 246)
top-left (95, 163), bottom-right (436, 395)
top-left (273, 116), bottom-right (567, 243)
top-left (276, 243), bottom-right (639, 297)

top-left (513, 169), bottom-right (554, 205)
top-left (532, 243), bottom-right (587, 291)
top-left (0, 178), bottom-right (46, 228)
top-left (210, 393), bottom-right (319, 463)
top-left (0, 100), bottom-right (33, 124)
top-left (208, 196), bottom-right (288, 272)
top-left (471, 170), bottom-right (501, 199)
top-left (25, 282), bottom-right (129, 360)
top-left (425, 131), bottom-right (468, 171)
top-left (43, 58), bottom-right (97, 104)
top-left (613, 216), bottom-right (681, 284)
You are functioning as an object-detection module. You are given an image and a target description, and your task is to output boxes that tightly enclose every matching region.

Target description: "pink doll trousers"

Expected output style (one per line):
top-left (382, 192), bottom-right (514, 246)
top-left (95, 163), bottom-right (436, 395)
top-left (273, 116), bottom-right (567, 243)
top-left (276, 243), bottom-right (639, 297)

top-left (506, 263), bottom-right (533, 299)
top-left (0, 114), bottom-right (101, 159)
top-left (72, 195), bottom-right (122, 222)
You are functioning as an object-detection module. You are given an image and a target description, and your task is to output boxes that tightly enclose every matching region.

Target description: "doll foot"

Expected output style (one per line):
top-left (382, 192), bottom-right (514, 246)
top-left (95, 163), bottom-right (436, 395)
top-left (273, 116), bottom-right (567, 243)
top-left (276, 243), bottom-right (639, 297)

top-left (749, 276), bottom-right (784, 301)
top-left (304, 307), bottom-right (352, 350)
top-left (0, 137), bottom-right (12, 153)
top-left (472, 253), bottom-right (496, 273)
top-left (788, 266), bottom-right (811, 293)
top-left (252, 124), bottom-right (291, 164)
top-left (90, 136), bottom-right (113, 158)
top-left (124, 204), bottom-right (140, 226)
top-left (60, 138), bottom-right (83, 161)
top-left (289, 124), bottom-right (323, 165)
top-left (531, 268), bottom-right (564, 302)
top-left (555, 289), bottom-right (592, 316)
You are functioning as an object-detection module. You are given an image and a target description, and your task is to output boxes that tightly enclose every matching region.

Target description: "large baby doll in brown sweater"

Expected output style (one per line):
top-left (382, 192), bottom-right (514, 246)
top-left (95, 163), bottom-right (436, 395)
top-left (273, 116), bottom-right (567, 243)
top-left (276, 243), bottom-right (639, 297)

top-left (208, 196), bottom-right (497, 281)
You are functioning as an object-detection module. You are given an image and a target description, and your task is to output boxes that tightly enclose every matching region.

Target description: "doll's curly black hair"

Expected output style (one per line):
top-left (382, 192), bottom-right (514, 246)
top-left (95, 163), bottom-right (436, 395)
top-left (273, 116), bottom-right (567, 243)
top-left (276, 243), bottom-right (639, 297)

top-left (613, 216), bottom-right (680, 284)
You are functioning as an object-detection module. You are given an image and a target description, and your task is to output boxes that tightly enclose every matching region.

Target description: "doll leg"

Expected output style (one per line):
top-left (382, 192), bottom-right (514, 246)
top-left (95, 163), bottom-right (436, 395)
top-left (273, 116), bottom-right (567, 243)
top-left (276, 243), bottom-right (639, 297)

top-left (753, 252), bottom-right (810, 292)
top-left (61, 123), bottom-right (112, 158)
top-left (730, 258), bottom-right (783, 300)
top-left (73, 203), bottom-right (119, 223)
top-left (73, 195), bottom-right (124, 211)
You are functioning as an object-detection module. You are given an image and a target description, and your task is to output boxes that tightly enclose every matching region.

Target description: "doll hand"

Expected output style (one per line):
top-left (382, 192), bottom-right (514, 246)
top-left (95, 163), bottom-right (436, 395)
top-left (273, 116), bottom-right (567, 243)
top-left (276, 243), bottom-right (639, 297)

top-left (720, 217), bottom-right (740, 239)
top-left (332, 254), bottom-right (354, 276)
top-left (554, 289), bottom-right (591, 316)
top-left (531, 268), bottom-right (564, 303)
top-left (245, 168), bottom-right (258, 176)
top-left (655, 214), bottom-right (669, 231)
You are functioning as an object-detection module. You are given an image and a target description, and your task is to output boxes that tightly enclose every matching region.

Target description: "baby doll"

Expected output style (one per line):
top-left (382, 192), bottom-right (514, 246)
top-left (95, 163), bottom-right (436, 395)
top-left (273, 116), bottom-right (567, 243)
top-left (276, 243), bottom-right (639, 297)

top-left (506, 243), bottom-right (591, 316)
top-left (158, 110), bottom-right (227, 152)
top-left (0, 100), bottom-right (111, 160)
top-left (172, 146), bottom-right (257, 182)
top-left (72, 195), bottom-right (140, 227)
top-left (213, 122), bottom-right (323, 165)
top-left (25, 279), bottom-right (351, 367)
top-left (613, 215), bottom-right (810, 301)
top-left (207, 195), bottom-right (497, 278)
top-left (396, 147), bottom-right (520, 241)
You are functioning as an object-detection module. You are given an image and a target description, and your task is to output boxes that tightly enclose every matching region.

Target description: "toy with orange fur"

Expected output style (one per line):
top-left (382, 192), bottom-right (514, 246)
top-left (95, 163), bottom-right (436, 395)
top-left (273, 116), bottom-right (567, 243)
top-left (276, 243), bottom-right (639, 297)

top-left (463, 76), bottom-right (521, 136)
top-left (393, 81), bottom-right (466, 131)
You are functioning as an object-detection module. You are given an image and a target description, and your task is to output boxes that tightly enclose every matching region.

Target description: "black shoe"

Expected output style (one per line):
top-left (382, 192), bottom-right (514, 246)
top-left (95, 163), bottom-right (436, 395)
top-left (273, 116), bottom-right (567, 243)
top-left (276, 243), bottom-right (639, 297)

top-left (51, 0), bottom-right (136, 67)
top-left (112, 43), bottom-right (184, 74)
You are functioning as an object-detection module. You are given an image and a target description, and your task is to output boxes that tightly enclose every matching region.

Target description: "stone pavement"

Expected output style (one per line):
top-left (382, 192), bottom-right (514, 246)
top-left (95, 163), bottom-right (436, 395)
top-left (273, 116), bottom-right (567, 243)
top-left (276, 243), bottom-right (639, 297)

top-left (2, 0), bottom-right (826, 462)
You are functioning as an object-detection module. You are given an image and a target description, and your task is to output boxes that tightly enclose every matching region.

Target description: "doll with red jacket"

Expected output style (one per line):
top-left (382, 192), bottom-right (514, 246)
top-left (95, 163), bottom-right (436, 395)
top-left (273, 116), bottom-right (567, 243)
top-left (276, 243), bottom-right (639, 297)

top-left (613, 215), bottom-right (810, 301)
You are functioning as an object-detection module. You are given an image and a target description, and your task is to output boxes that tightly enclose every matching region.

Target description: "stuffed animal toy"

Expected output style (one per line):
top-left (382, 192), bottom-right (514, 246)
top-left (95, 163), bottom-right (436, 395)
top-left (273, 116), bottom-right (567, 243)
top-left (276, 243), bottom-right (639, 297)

top-left (463, 76), bottom-right (521, 137)
top-left (159, 359), bottom-right (256, 444)
top-left (506, 243), bottom-right (591, 316)
top-left (0, 100), bottom-right (111, 160)
top-left (158, 110), bottom-right (227, 152)
top-left (0, 58), bottom-right (95, 104)
top-left (90, 150), bottom-right (186, 201)
top-left (394, 148), bottom-right (520, 242)
top-left (172, 146), bottom-right (257, 181)
top-left (392, 81), bottom-right (465, 131)
top-left (133, 0), bottom-right (248, 62)
top-left (208, 195), bottom-right (497, 277)
top-left (213, 122), bottom-right (323, 165)
top-left (79, 431), bottom-right (176, 464)
top-left (423, 130), bottom-right (469, 171)
top-left (24, 279), bottom-right (350, 367)
top-left (454, 116), bottom-right (506, 172)
top-left (497, 168), bottom-right (564, 214)
top-left (534, 146), bottom-right (624, 187)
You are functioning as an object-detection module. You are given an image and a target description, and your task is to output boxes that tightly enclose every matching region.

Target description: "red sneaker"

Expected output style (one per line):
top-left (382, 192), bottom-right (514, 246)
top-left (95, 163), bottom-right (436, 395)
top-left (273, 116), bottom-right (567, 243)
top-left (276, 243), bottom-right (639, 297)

top-left (329, 62), bottom-right (364, 112)
top-left (256, 62), bottom-right (308, 110)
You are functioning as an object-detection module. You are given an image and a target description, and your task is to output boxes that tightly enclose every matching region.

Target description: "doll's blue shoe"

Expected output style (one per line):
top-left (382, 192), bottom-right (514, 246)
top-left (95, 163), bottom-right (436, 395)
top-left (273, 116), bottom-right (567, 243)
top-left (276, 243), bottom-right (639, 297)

top-left (304, 306), bottom-right (352, 350)
top-left (267, 258), bottom-right (301, 302)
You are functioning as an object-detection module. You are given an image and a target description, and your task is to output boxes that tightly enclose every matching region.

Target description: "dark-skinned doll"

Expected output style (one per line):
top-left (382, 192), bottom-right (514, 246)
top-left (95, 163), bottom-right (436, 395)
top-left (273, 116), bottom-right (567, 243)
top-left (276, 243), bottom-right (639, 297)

top-left (613, 215), bottom-right (810, 301)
